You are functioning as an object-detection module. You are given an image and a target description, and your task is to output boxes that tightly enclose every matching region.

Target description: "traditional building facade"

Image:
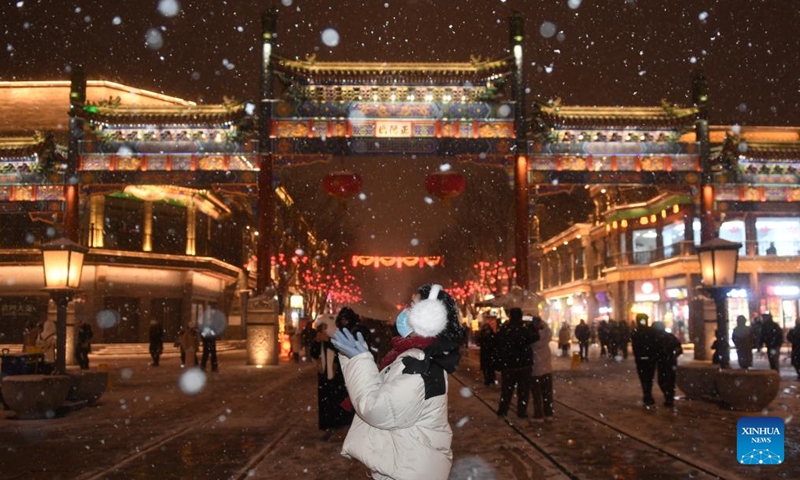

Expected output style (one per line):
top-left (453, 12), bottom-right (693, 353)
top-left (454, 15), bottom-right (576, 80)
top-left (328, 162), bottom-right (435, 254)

top-left (0, 12), bottom-right (798, 365)
top-left (532, 121), bottom-right (800, 348)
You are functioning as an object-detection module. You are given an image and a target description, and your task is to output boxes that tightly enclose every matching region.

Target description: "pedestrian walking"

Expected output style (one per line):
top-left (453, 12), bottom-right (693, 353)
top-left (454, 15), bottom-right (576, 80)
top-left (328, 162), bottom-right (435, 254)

top-left (495, 307), bottom-right (539, 419)
top-left (631, 313), bottom-right (657, 406)
top-left (148, 319), bottom-right (164, 366)
top-left (575, 319), bottom-right (591, 362)
top-left (558, 323), bottom-right (571, 357)
top-left (22, 320), bottom-right (40, 353)
top-left (710, 329), bottom-right (723, 365)
top-left (761, 313), bottom-right (784, 371)
top-left (174, 325), bottom-right (186, 366)
top-left (606, 320), bottom-right (619, 358)
top-left (787, 324), bottom-right (800, 380)
top-left (179, 321), bottom-right (199, 367)
top-left (74, 321), bottom-right (93, 369)
top-left (731, 315), bottom-right (754, 369)
top-left (331, 283), bottom-right (464, 480)
top-left (313, 311), bottom-right (355, 431)
top-left (475, 322), bottom-right (497, 385)
top-left (200, 328), bottom-right (218, 372)
top-left (653, 321), bottom-right (682, 407)
top-left (300, 320), bottom-right (316, 361)
top-left (530, 316), bottom-right (554, 422)
top-left (598, 320), bottom-right (610, 357)
top-left (37, 317), bottom-right (56, 374)
top-left (751, 313), bottom-right (764, 353)
top-left (617, 319), bottom-right (631, 359)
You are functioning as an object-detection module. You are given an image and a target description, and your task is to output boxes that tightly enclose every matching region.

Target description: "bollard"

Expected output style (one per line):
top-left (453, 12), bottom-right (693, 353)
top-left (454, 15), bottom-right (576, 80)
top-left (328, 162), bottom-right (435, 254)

top-left (98, 363), bottom-right (112, 391)
top-left (571, 352), bottom-right (581, 370)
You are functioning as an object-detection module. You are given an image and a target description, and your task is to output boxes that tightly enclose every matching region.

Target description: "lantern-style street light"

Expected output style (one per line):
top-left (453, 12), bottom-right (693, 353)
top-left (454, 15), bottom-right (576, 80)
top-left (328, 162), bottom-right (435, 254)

top-left (41, 237), bottom-right (88, 374)
top-left (696, 237), bottom-right (741, 369)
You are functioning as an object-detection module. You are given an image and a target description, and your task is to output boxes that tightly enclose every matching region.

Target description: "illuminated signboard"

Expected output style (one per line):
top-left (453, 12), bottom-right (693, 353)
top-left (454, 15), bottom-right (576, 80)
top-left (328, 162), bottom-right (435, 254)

top-left (768, 285), bottom-right (800, 297)
top-left (634, 280), bottom-right (660, 301)
top-left (375, 121), bottom-right (412, 138)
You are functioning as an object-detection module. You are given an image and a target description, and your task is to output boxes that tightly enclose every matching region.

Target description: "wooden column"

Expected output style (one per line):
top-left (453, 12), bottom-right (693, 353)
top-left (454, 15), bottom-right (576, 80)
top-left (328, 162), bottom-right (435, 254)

top-left (510, 12), bottom-right (529, 289)
top-left (257, 10), bottom-right (278, 294)
top-left (185, 202), bottom-right (196, 255)
top-left (88, 194), bottom-right (105, 247)
top-left (66, 67), bottom-right (86, 243)
top-left (143, 201), bottom-right (153, 252)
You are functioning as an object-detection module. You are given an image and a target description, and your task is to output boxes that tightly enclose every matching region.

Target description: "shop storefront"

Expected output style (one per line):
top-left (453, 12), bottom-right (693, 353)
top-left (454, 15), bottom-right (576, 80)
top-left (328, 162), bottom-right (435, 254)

top-left (663, 283), bottom-right (689, 342)
top-left (761, 284), bottom-right (799, 330)
top-left (632, 279), bottom-right (661, 325)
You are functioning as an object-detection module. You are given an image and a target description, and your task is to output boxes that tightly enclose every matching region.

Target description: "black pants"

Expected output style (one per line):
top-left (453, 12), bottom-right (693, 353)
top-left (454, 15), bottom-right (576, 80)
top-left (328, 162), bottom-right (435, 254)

top-left (75, 347), bottom-right (90, 369)
top-left (767, 348), bottom-right (780, 371)
top-left (656, 361), bottom-right (677, 405)
top-left (201, 337), bottom-right (218, 371)
top-left (149, 344), bottom-right (162, 366)
top-left (498, 366), bottom-right (532, 418)
top-left (579, 341), bottom-right (589, 360)
top-left (531, 373), bottom-right (554, 418)
top-left (480, 351), bottom-right (496, 385)
top-left (635, 359), bottom-right (656, 404)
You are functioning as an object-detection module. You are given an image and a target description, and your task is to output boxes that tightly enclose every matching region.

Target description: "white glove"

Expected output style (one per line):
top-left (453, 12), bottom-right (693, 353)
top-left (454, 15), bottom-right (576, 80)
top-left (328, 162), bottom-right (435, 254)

top-left (331, 328), bottom-right (368, 358)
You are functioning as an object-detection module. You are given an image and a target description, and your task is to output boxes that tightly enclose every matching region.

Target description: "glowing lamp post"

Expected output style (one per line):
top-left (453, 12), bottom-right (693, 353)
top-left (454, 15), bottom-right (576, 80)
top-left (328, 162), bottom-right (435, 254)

top-left (696, 237), bottom-right (741, 369)
top-left (41, 238), bottom-right (87, 374)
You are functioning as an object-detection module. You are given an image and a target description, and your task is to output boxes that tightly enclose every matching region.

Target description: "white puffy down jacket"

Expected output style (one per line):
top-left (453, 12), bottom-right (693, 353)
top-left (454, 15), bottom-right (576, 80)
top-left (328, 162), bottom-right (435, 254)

top-left (338, 349), bottom-right (453, 480)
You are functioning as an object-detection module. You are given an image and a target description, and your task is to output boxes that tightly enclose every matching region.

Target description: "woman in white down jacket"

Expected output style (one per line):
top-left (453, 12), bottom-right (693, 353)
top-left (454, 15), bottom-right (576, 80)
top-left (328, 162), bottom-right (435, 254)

top-left (332, 284), bottom-right (464, 480)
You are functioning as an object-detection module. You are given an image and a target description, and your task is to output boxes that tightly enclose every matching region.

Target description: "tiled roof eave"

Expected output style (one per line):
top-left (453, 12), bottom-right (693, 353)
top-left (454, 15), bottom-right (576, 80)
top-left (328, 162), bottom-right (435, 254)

top-left (81, 109), bottom-right (247, 127)
top-left (272, 57), bottom-right (514, 85)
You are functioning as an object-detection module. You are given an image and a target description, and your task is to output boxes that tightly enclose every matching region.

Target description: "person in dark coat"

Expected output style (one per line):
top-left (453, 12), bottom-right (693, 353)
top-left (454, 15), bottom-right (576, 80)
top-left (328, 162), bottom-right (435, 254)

top-left (787, 324), bottom-right (800, 380)
top-left (617, 319), bottom-right (631, 359)
top-left (495, 308), bottom-right (539, 418)
top-left (710, 329), bottom-right (723, 365)
top-left (761, 313), bottom-right (784, 371)
top-left (74, 321), bottom-right (93, 369)
top-left (314, 307), bottom-right (367, 431)
top-left (751, 314), bottom-right (764, 353)
top-left (475, 322), bottom-right (497, 385)
top-left (200, 328), bottom-right (218, 372)
top-left (574, 319), bottom-right (591, 362)
top-left (653, 321), bottom-right (682, 407)
top-left (300, 321), bottom-right (317, 361)
top-left (631, 313), bottom-right (657, 406)
top-left (597, 320), bottom-right (610, 357)
top-left (148, 319), bottom-right (164, 367)
top-left (731, 315), bottom-right (754, 369)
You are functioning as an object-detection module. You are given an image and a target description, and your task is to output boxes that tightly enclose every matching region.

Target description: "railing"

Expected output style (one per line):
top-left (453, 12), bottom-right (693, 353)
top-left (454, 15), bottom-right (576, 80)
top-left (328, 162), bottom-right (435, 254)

top-left (748, 240), bottom-right (800, 257)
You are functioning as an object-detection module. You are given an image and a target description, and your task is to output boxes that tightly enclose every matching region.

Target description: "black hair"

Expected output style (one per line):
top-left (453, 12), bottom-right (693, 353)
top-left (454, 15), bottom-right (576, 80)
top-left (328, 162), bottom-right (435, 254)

top-left (335, 306), bottom-right (360, 329)
top-left (417, 283), bottom-right (463, 345)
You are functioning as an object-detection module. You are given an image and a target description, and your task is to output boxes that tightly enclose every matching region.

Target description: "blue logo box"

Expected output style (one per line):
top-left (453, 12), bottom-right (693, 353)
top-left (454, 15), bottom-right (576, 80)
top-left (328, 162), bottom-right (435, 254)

top-left (737, 417), bottom-right (784, 465)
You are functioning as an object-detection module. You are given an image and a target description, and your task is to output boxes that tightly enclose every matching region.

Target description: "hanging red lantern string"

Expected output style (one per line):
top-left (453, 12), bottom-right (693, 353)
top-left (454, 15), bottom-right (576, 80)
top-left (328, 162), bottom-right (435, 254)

top-left (425, 171), bottom-right (465, 205)
top-left (323, 171), bottom-right (363, 202)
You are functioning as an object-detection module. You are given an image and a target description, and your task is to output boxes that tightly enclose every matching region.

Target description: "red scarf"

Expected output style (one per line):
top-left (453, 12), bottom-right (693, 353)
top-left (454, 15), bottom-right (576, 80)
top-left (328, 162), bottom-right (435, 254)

top-left (341, 335), bottom-right (438, 413)
top-left (379, 335), bottom-right (439, 371)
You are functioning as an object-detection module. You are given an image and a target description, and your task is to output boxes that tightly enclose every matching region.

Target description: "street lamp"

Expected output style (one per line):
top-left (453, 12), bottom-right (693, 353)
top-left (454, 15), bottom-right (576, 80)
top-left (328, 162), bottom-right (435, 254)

top-left (696, 237), bottom-right (741, 369)
top-left (41, 237), bottom-right (88, 374)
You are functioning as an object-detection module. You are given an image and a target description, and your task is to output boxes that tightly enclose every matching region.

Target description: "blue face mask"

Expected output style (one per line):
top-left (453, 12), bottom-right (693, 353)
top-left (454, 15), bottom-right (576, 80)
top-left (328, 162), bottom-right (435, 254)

top-left (396, 309), bottom-right (412, 338)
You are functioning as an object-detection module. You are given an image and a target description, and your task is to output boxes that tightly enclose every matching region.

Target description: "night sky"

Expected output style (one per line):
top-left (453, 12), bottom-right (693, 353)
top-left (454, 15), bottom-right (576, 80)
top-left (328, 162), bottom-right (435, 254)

top-left (2, 0), bottom-right (797, 125)
top-left (2, 0), bottom-right (798, 310)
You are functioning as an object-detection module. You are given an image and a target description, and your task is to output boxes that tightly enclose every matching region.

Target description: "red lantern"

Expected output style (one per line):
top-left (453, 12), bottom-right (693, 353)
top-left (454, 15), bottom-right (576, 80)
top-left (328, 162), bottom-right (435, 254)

top-left (323, 172), bottom-right (363, 200)
top-left (425, 171), bottom-right (465, 203)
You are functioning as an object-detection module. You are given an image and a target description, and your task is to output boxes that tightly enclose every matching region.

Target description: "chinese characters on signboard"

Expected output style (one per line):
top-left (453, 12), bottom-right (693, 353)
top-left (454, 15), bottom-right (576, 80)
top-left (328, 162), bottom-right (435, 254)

top-left (375, 121), bottom-right (412, 138)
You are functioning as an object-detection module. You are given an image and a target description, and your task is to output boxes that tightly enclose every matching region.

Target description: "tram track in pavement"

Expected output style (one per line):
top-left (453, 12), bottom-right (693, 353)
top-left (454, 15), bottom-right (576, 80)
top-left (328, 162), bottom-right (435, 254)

top-left (453, 355), bottom-right (730, 479)
top-left (73, 363), bottom-right (312, 480)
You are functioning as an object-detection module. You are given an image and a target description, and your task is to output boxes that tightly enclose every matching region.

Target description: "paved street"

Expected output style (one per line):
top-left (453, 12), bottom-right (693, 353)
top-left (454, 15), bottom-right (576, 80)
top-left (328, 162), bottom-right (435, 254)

top-left (1, 342), bottom-right (798, 479)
